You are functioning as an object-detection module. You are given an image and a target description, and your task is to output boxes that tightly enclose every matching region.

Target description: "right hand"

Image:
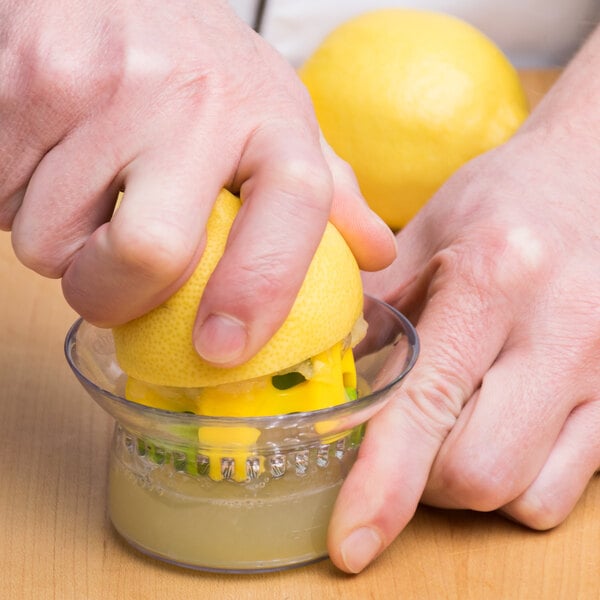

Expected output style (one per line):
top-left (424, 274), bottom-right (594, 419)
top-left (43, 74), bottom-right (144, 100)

top-left (327, 56), bottom-right (600, 571)
top-left (0, 0), bottom-right (396, 364)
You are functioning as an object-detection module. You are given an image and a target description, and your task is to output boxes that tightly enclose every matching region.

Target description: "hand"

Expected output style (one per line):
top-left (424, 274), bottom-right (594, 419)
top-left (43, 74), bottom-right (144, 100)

top-left (0, 0), bottom-right (395, 365)
top-left (327, 30), bottom-right (600, 572)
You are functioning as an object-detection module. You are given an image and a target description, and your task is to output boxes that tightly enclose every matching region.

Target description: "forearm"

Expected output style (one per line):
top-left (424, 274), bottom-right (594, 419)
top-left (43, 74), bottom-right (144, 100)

top-left (523, 23), bottom-right (600, 151)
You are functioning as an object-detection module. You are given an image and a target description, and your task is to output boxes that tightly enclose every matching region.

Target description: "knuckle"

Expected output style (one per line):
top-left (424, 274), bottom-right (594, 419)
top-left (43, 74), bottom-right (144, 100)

top-left (26, 45), bottom-right (87, 104)
top-left (432, 224), bottom-right (552, 302)
top-left (492, 225), bottom-right (552, 290)
top-left (240, 252), bottom-right (292, 301)
top-left (271, 156), bottom-right (334, 212)
top-left (20, 30), bottom-right (129, 123)
top-left (428, 247), bottom-right (495, 312)
top-left (0, 204), bottom-right (17, 232)
top-left (211, 248), bottom-right (300, 326)
top-left (13, 234), bottom-right (71, 278)
top-left (438, 453), bottom-right (517, 512)
top-left (512, 496), bottom-right (568, 531)
top-left (120, 42), bottom-right (180, 92)
top-left (402, 372), bottom-right (465, 443)
top-left (108, 218), bottom-right (196, 282)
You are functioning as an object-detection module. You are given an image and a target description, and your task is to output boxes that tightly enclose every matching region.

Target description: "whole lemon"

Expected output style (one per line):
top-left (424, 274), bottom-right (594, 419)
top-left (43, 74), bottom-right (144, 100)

top-left (112, 189), bottom-right (363, 388)
top-left (299, 9), bottom-right (529, 229)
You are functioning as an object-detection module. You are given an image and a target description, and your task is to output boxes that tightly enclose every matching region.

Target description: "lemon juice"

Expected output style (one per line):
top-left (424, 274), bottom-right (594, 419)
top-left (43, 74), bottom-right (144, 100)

top-left (107, 426), bottom-right (357, 571)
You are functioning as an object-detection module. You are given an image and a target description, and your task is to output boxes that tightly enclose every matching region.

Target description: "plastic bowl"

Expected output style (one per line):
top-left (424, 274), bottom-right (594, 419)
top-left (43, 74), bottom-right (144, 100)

top-left (65, 295), bottom-right (418, 572)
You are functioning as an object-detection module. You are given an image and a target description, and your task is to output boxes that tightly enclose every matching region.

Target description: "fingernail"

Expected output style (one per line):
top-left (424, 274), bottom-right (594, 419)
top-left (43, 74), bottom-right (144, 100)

top-left (195, 313), bottom-right (247, 364)
top-left (340, 527), bottom-right (383, 573)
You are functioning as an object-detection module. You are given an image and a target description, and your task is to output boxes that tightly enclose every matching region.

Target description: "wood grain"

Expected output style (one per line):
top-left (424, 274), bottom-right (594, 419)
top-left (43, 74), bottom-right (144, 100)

top-left (3, 69), bottom-right (598, 600)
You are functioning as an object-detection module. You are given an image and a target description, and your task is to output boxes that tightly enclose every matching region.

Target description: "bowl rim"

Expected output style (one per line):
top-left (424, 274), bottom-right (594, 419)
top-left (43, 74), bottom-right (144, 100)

top-left (64, 294), bottom-right (419, 427)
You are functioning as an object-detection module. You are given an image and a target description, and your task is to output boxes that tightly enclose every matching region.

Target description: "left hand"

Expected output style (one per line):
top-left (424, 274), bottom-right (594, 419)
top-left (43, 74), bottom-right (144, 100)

top-left (326, 106), bottom-right (600, 572)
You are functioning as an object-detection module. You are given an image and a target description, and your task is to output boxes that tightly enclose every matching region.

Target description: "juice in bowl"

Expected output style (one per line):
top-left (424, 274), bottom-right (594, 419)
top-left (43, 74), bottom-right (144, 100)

top-left (64, 295), bottom-right (418, 572)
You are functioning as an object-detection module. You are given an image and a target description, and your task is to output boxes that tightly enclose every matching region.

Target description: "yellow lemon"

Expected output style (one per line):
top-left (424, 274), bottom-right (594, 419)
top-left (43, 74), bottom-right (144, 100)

top-left (299, 9), bottom-right (529, 229)
top-left (112, 189), bottom-right (363, 388)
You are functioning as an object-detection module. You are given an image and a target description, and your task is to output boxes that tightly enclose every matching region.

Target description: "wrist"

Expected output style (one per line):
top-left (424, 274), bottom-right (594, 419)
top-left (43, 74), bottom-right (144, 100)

top-left (520, 25), bottom-right (600, 153)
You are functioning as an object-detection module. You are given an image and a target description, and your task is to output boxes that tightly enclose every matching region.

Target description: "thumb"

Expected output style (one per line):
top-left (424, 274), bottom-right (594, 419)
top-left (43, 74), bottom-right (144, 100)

top-left (328, 259), bottom-right (512, 573)
top-left (319, 134), bottom-right (397, 271)
top-left (326, 372), bottom-right (450, 573)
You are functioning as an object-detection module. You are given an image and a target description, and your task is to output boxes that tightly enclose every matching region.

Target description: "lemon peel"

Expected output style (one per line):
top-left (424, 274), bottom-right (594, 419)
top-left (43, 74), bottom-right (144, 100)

top-left (112, 189), bottom-right (363, 387)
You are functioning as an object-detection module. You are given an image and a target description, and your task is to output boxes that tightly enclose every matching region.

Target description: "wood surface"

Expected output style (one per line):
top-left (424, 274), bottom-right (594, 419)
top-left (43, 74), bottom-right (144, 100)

top-left (3, 69), bottom-right (598, 600)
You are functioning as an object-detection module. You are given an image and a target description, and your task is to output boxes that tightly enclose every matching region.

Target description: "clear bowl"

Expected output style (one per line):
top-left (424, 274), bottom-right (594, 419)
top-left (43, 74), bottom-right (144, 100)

top-left (65, 295), bottom-right (418, 573)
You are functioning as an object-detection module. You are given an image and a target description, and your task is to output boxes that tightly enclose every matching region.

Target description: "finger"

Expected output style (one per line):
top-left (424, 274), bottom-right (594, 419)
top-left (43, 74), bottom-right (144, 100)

top-left (62, 139), bottom-right (230, 325)
top-left (320, 136), bottom-right (397, 271)
top-left (422, 345), bottom-right (574, 511)
top-left (193, 123), bottom-right (332, 366)
top-left (327, 395), bottom-right (440, 574)
top-left (60, 107), bottom-right (235, 325)
top-left (500, 398), bottom-right (600, 529)
top-left (0, 131), bottom-right (50, 231)
top-left (327, 258), bottom-right (513, 573)
top-left (0, 51), bottom-right (78, 230)
top-left (360, 209), bottom-right (443, 310)
top-left (10, 133), bottom-right (121, 278)
top-left (0, 190), bottom-right (25, 231)
top-left (423, 267), bottom-right (599, 513)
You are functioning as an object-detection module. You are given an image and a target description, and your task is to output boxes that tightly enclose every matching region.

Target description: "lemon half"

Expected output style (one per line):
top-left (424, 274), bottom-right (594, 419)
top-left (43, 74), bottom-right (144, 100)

top-left (112, 189), bottom-right (363, 387)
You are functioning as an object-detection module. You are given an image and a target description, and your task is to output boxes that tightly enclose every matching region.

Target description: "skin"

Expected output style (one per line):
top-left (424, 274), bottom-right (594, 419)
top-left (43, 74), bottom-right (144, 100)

top-left (0, 0), bottom-right (396, 367)
top-left (328, 25), bottom-right (600, 573)
top-left (2, 0), bottom-right (598, 577)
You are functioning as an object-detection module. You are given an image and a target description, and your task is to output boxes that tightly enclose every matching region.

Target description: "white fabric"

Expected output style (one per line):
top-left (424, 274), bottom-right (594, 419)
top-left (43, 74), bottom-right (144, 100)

top-left (228, 0), bottom-right (261, 27)
top-left (228, 0), bottom-right (600, 68)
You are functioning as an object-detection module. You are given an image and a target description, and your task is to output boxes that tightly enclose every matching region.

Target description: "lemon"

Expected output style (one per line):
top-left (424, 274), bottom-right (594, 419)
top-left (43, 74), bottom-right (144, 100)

top-left (299, 9), bottom-right (529, 229)
top-left (112, 189), bottom-right (363, 387)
